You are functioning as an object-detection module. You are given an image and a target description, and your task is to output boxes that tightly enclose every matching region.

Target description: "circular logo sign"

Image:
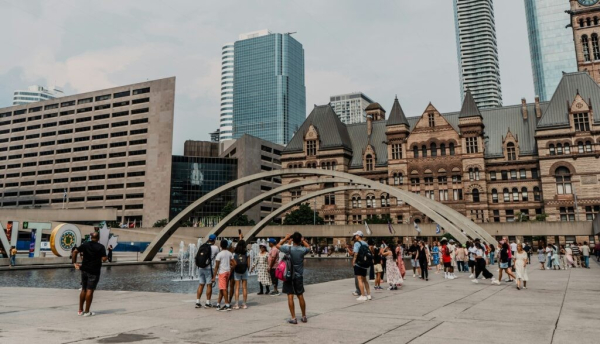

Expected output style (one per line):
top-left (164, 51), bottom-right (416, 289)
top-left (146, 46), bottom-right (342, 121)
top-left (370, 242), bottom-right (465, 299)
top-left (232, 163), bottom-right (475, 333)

top-left (50, 224), bottom-right (82, 257)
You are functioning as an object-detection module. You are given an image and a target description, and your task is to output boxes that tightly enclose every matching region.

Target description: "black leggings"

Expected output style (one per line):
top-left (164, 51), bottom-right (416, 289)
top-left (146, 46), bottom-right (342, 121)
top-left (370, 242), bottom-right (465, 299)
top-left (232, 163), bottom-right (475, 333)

top-left (419, 260), bottom-right (428, 279)
top-left (475, 258), bottom-right (493, 279)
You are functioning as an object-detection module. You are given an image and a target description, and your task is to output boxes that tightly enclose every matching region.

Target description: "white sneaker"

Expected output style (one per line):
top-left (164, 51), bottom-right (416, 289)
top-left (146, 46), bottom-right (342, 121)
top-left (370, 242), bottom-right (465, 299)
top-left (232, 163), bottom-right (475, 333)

top-left (472, 279), bottom-right (479, 284)
top-left (444, 274), bottom-right (447, 279)
top-left (491, 280), bottom-right (500, 285)
top-left (367, 295), bottom-right (372, 300)
top-left (413, 274), bottom-right (416, 277)
top-left (447, 276), bottom-right (455, 280)
top-left (83, 312), bottom-right (95, 317)
top-left (356, 296), bottom-right (367, 301)
top-left (352, 292), bottom-right (359, 296)
top-left (468, 274), bottom-right (474, 279)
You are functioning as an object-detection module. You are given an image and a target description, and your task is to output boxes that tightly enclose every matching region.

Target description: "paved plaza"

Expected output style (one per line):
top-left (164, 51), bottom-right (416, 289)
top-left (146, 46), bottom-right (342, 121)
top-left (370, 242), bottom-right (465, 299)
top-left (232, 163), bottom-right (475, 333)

top-left (0, 261), bottom-right (598, 344)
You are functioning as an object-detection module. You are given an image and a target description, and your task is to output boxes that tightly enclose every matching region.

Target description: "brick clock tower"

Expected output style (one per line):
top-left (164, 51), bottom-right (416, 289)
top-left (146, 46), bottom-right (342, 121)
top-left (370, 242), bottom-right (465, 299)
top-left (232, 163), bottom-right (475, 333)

top-left (570, 0), bottom-right (600, 83)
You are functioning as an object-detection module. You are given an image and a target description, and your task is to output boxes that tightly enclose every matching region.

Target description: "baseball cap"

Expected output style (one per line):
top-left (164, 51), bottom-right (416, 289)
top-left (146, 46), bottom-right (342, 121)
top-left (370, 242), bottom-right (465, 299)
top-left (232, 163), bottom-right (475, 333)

top-left (449, 239), bottom-right (455, 243)
top-left (353, 230), bottom-right (364, 237)
top-left (208, 234), bottom-right (217, 241)
top-left (268, 238), bottom-right (277, 244)
top-left (440, 238), bottom-right (448, 242)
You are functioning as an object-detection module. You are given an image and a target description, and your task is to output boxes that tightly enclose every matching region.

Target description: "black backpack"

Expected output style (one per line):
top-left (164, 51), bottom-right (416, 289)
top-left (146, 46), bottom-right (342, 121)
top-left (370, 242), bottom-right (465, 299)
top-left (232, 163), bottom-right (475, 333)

top-left (234, 253), bottom-right (248, 274)
top-left (195, 244), bottom-right (212, 269)
top-left (356, 243), bottom-right (373, 268)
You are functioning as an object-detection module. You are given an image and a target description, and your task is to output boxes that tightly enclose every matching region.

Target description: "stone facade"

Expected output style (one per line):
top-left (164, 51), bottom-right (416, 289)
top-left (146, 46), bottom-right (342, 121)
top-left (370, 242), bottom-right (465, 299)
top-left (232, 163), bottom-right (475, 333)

top-left (570, 0), bottom-right (600, 83)
top-left (282, 73), bottom-right (600, 225)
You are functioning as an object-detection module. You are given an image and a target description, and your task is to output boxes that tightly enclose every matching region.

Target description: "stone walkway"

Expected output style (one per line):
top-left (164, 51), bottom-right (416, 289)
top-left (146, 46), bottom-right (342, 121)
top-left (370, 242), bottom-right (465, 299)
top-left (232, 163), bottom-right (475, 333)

top-left (0, 260), bottom-right (598, 343)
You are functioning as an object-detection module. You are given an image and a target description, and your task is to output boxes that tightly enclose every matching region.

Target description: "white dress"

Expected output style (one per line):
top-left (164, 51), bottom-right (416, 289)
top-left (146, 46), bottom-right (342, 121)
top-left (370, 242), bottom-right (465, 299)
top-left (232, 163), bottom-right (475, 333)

top-left (514, 251), bottom-right (529, 281)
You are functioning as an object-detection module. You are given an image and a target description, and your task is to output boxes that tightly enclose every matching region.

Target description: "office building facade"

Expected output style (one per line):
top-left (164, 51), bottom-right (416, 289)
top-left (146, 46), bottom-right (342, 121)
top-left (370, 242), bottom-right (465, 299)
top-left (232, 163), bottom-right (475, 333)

top-left (525, 0), bottom-right (577, 101)
top-left (13, 85), bottom-right (64, 106)
top-left (0, 78), bottom-right (175, 227)
top-left (169, 155), bottom-right (237, 226)
top-left (453, 0), bottom-right (503, 108)
top-left (219, 43), bottom-right (235, 141)
top-left (232, 30), bottom-right (306, 146)
top-left (329, 92), bottom-right (375, 125)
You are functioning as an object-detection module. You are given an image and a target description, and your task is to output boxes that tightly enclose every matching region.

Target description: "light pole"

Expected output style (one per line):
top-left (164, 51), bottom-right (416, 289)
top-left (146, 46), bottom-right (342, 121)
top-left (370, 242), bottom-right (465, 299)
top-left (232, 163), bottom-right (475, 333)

top-left (313, 196), bottom-right (316, 225)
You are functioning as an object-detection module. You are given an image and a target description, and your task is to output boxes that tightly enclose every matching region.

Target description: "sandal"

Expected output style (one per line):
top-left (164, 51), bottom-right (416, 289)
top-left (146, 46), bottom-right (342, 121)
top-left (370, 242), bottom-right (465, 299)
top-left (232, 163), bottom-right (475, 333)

top-left (232, 304), bottom-right (240, 310)
top-left (242, 304), bottom-right (248, 309)
top-left (288, 318), bottom-right (298, 324)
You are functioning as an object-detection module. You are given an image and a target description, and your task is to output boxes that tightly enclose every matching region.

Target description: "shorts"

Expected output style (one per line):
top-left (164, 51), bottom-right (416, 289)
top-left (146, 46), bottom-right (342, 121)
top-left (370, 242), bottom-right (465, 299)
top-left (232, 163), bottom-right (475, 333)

top-left (354, 265), bottom-right (367, 276)
top-left (411, 259), bottom-right (419, 268)
top-left (500, 262), bottom-right (509, 269)
top-left (198, 267), bottom-right (212, 285)
top-left (283, 276), bottom-right (304, 295)
top-left (374, 264), bottom-right (383, 273)
top-left (468, 260), bottom-right (476, 268)
top-left (443, 262), bottom-right (452, 268)
top-left (270, 268), bottom-right (278, 285)
top-left (81, 271), bottom-right (100, 290)
top-left (218, 272), bottom-right (230, 290)
top-left (234, 270), bottom-right (249, 281)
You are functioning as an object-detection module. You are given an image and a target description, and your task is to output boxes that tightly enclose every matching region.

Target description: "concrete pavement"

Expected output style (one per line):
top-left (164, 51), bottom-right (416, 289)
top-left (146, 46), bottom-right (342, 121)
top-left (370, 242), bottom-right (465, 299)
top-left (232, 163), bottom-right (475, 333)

top-left (0, 261), bottom-right (598, 343)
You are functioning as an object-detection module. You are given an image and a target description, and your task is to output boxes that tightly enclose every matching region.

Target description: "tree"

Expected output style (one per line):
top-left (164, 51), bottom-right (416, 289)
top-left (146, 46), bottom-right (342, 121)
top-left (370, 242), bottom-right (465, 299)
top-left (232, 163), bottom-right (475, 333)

top-left (219, 202), bottom-right (256, 226)
top-left (364, 214), bottom-right (392, 224)
top-left (153, 218), bottom-right (168, 228)
top-left (440, 232), bottom-right (457, 242)
top-left (534, 213), bottom-right (548, 222)
top-left (283, 203), bottom-right (324, 225)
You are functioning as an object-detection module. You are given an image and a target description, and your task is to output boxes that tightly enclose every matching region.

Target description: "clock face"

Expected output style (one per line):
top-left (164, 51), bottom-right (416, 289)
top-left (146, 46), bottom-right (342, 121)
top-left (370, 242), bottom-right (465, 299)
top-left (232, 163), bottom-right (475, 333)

top-left (579, 0), bottom-right (600, 6)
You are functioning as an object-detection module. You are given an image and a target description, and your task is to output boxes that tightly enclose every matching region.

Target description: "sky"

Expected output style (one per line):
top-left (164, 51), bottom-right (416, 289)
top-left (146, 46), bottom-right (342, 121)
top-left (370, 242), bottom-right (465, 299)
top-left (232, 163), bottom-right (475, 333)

top-left (0, 0), bottom-right (544, 154)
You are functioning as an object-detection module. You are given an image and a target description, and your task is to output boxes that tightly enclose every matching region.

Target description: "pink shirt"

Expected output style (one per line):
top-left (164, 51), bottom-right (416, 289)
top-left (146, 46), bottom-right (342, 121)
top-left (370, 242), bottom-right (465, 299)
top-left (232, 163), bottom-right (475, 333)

top-left (268, 247), bottom-right (279, 268)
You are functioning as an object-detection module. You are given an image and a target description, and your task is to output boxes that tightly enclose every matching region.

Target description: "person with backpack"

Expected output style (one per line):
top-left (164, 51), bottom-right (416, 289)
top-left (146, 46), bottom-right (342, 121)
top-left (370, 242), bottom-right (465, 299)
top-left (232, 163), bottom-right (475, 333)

top-left (232, 240), bottom-right (250, 309)
top-left (352, 231), bottom-right (372, 301)
top-left (211, 239), bottom-right (234, 311)
top-left (195, 234), bottom-right (219, 309)
top-left (276, 232), bottom-right (311, 324)
top-left (268, 238), bottom-right (281, 295)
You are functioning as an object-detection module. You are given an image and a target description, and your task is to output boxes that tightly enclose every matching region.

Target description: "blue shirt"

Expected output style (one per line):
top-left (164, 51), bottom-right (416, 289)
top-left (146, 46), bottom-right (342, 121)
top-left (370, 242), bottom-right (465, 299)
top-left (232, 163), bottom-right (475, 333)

top-left (353, 241), bottom-right (368, 268)
top-left (280, 245), bottom-right (310, 277)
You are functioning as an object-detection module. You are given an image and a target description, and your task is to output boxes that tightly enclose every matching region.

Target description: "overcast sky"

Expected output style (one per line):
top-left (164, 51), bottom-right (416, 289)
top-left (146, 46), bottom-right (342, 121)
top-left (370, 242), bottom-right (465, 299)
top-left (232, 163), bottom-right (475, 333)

top-left (0, 0), bottom-right (545, 154)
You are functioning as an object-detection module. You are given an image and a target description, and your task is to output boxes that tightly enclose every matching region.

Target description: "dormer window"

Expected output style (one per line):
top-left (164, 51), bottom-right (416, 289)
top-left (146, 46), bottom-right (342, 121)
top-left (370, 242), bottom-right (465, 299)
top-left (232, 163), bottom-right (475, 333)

top-left (365, 154), bottom-right (374, 171)
top-left (428, 113), bottom-right (435, 127)
top-left (574, 113), bottom-right (590, 131)
top-left (507, 142), bottom-right (516, 160)
top-left (306, 140), bottom-right (316, 156)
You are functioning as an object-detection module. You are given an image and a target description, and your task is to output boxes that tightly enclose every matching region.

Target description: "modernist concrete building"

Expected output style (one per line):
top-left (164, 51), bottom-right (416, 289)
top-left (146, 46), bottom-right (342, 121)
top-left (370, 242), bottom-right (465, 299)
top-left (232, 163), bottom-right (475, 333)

top-left (281, 72), bottom-right (600, 225)
top-left (0, 77), bottom-right (175, 227)
top-left (453, 0), bottom-right (503, 108)
top-left (329, 92), bottom-right (375, 125)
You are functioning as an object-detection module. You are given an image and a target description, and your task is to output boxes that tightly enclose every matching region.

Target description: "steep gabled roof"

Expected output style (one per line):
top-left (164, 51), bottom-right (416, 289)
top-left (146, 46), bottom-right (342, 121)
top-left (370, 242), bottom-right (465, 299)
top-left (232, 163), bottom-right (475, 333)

top-left (284, 104), bottom-right (352, 153)
top-left (459, 90), bottom-right (482, 118)
top-left (348, 121), bottom-right (387, 167)
top-left (538, 72), bottom-right (600, 128)
top-left (386, 96), bottom-right (409, 126)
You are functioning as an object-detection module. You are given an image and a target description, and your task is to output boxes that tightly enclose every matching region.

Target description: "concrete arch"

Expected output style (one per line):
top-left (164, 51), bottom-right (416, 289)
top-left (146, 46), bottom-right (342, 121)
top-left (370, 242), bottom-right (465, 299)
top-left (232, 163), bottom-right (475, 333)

top-left (244, 186), bottom-right (469, 243)
top-left (207, 178), bottom-right (363, 238)
top-left (141, 168), bottom-right (494, 261)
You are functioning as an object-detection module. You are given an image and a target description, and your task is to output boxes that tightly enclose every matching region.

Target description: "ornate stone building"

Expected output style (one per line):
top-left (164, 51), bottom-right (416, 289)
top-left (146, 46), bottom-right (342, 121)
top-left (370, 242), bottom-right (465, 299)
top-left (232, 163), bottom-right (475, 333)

top-left (570, 0), bottom-right (600, 83)
top-left (281, 72), bottom-right (600, 224)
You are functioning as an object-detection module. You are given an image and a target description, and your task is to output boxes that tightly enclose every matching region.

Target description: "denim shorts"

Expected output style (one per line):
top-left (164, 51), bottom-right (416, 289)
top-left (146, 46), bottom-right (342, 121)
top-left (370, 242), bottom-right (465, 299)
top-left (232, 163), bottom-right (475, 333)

top-left (500, 262), bottom-right (509, 269)
top-left (198, 267), bottom-right (212, 285)
top-left (234, 270), bottom-right (249, 281)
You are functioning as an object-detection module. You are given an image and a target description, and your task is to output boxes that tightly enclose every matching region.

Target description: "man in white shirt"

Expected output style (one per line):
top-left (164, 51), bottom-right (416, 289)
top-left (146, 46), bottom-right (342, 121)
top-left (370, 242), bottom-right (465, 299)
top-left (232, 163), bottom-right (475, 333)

top-left (510, 241), bottom-right (517, 256)
top-left (212, 239), bottom-right (234, 311)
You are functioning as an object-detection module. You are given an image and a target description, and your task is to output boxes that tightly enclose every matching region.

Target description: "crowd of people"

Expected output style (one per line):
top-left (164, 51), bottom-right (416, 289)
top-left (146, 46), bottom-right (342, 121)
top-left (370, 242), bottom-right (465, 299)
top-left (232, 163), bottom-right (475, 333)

top-left (69, 229), bottom-right (597, 323)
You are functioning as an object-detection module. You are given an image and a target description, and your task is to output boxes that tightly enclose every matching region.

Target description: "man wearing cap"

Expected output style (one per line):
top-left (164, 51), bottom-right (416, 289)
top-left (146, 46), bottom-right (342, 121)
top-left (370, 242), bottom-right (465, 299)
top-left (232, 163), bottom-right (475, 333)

top-left (352, 231), bottom-right (372, 301)
top-left (268, 238), bottom-right (281, 296)
top-left (195, 234), bottom-right (220, 309)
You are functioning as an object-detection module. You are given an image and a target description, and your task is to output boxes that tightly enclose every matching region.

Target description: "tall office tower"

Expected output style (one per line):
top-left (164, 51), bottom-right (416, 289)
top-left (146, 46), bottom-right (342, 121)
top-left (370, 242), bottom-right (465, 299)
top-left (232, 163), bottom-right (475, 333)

top-left (232, 30), bottom-right (306, 145)
top-left (568, 0), bottom-right (600, 83)
top-left (219, 43), bottom-right (235, 141)
top-left (13, 85), bottom-right (64, 106)
top-left (453, 0), bottom-right (503, 108)
top-left (329, 92), bottom-right (375, 125)
top-left (525, 0), bottom-right (577, 101)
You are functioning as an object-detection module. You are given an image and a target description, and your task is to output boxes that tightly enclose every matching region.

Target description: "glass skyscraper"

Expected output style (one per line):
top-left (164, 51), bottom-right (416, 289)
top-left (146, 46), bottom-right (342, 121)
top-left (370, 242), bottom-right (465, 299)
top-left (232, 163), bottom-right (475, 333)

top-left (232, 31), bottom-right (306, 146)
top-left (524, 0), bottom-right (577, 101)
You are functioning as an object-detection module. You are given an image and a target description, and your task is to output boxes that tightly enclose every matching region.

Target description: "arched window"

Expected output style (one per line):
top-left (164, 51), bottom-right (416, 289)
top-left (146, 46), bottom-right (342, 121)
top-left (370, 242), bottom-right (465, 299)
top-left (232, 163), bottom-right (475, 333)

top-left (413, 146), bottom-right (419, 158)
top-left (521, 187), bottom-right (528, 202)
top-left (332, 161), bottom-right (336, 170)
top-left (440, 143), bottom-right (446, 156)
top-left (475, 168), bottom-right (480, 180)
top-left (578, 141), bottom-right (584, 153)
top-left (593, 34), bottom-right (600, 60)
top-left (421, 145), bottom-right (427, 158)
top-left (472, 189), bottom-right (480, 202)
top-left (365, 154), bottom-right (373, 171)
top-left (564, 143), bottom-right (571, 154)
top-left (555, 167), bottom-right (572, 195)
top-left (469, 168), bottom-right (474, 181)
top-left (556, 143), bottom-right (563, 155)
top-left (534, 186), bottom-right (541, 201)
top-left (431, 143), bottom-right (437, 157)
top-left (580, 18), bottom-right (585, 27)
top-left (594, 16), bottom-right (599, 25)
top-left (393, 173), bottom-right (403, 185)
top-left (366, 195), bottom-right (375, 208)
top-left (449, 142), bottom-right (455, 155)
top-left (512, 188), bottom-right (519, 202)
top-left (587, 17), bottom-right (592, 26)
top-left (503, 188), bottom-right (510, 202)
top-left (381, 194), bottom-right (389, 207)
top-left (549, 144), bottom-right (555, 155)
top-left (507, 142), bottom-right (516, 160)
top-left (583, 35), bottom-right (591, 62)
top-left (492, 189), bottom-right (498, 203)
top-left (352, 196), bottom-right (357, 208)
top-left (585, 140), bottom-right (593, 152)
